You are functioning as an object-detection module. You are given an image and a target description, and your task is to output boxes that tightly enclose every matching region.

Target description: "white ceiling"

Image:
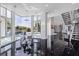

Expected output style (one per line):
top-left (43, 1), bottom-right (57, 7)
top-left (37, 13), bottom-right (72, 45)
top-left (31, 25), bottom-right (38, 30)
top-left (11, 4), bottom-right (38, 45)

top-left (1, 3), bottom-right (79, 17)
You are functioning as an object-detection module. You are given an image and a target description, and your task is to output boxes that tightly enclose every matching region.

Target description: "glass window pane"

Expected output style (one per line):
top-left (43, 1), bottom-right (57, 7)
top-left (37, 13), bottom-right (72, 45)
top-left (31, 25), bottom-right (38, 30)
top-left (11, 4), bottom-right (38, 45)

top-left (1, 17), bottom-right (5, 37)
top-left (37, 16), bottom-right (41, 32)
top-left (21, 17), bottom-right (31, 33)
top-left (33, 16), bottom-right (37, 32)
top-left (15, 15), bottom-right (22, 26)
top-left (33, 16), bottom-right (41, 32)
top-left (7, 10), bottom-right (11, 18)
top-left (0, 7), bottom-right (12, 50)
top-left (15, 15), bottom-right (32, 37)
top-left (21, 17), bottom-right (31, 28)
top-left (6, 10), bottom-right (12, 36)
top-left (1, 7), bottom-right (6, 16)
top-left (1, 37), bottom-right (11, 46)
top-left (15, 15), bottom-right (23, 38)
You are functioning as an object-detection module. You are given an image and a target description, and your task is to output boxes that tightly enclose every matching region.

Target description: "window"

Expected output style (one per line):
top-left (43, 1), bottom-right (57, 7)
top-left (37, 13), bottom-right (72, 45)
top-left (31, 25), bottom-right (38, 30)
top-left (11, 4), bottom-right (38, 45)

top-left (0, 7), bottom-right (6, 37)
top-left (22, 17), bottom-right (31, 32)
top-left (6, 10), bottom-right (12, 36)
top-left (7, 10), bottom-right (11, 18)
top-left (61, 12), bottom-right (71, 25)
top-left (1, 7), bottom-right (6, 17)
top-left (15, 15), bottom-right (31, 35)
top-left (33, 15), bottom-right (41, 33)
top-left (15, 15), bottom-right (22, 35)
top-left (0, 7), bottom-right (12, 37)
top-left (0, 7), bottom-right (12, 46)
top-left (15, 15), bottom-right (22, 26)
top-left (1, 17), bottom-right (5, 37)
